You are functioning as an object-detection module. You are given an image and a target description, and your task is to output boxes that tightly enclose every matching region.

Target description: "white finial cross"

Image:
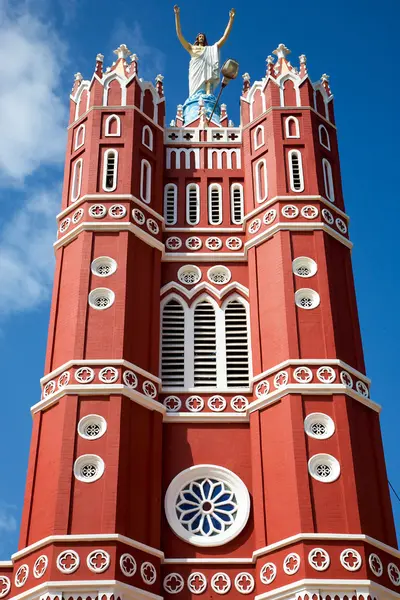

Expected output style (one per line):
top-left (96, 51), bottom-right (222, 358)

top-left (321, 73), bottom-right (330, 82)
top-left (273, 43), bottom-right (291, 60)
top-left (114, 44), bottom-right (132, 60)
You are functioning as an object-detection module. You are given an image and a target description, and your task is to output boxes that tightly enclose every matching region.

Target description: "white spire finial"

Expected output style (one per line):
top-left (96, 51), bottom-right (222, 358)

top-left (130, 53), bottom-right (138, 62)
top-left (96, 53), bottom-right (104, 63)
top-left (299, 54), bottom-right (307, 64)
top-left (273, 43), bottom-right (291, 60)
top-left (242, 72), bottom-right (250, 81)
top-left (114, 44), bottom-right (132, 60)
top-left (266, 55), bottom-right (274, 64)
top-left (74, 72), bottom-right (83, 82)
top-left (321, 73), bottom-right (330, 82)
top-left (155, 74), bottom-right (164, 83)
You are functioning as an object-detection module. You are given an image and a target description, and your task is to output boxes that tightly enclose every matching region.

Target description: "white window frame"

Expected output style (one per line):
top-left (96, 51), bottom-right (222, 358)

top-left (253, 125), bottom-right (265, 150)
top-left (164, 183), bottom-right (178, 225)
top-left (208, 183), bottom-right (223, 225)
top-left (71, 158), bottom-right (83, 202)
top-left (285, 116), bottom-right (300, 139)
top-left (142, 125), bottom-right (153, 150)
top-left (186, 183), bottom-right (200, 225)
top-left (102, 149), bottom-right (118, 192)
top-left (230, 183), bottom-right (244, 224)
top-left (288, 149), bottom-right (305, 193)
top-left (255, 158), bottom-right (268, 203)
top-left (140, 159), bottom-right (152, 203)
top-left (74, 124), bottom-right (85, 150)
top-left (74, 85), bottom-right (90, 121)
top-left (319, 124), bottom-right (331, 150)
top-left (160, 293), bottom-right (251, 391)
top-left (105, 114), bottom-right (121, 137)
top-left (322, 158), bottom-right (335, 202)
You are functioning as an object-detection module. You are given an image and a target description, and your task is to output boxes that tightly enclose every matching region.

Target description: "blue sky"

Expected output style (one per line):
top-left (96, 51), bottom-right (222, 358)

top-left (0, 0), bottom-right (399, 557)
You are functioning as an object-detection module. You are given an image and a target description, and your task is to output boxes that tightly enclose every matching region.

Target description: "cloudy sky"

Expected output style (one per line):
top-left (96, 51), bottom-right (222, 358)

top-left (0, 0), bottom-right (399, 557)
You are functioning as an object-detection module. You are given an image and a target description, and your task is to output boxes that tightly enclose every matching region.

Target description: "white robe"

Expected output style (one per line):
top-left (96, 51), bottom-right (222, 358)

top-left (189, 43), bottom-right (220, 96)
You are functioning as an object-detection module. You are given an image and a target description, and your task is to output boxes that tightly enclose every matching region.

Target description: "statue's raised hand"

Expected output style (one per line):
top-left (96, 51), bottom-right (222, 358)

top-left (229, 8), bottom-right (236, 19)
top-left (174, 5), bottom-right (180, 13)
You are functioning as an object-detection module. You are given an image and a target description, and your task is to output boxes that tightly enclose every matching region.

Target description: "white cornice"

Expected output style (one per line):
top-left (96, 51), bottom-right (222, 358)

top-left (164, 412), bottom-right (248, 423)
top-left (164, 227), bottom-right (244, 233)
top-left (160, 281), bottom-right (249, 300)
top-left (240, 104), bottom-right (337, 131)
top-left (68, 103), bottom-right (165, 132)
top-left (243, 194), bottom-right (349, 222)
top-left (252, 359), bottom-right (370, 385)
top-left (41, 358), bottom-right (161, 386)
top-left (54, 221), bottom-right (164, 253)
top-left (57, 194), bottom-right (163, 222)
top-left (245, 221), bottom-right (353, 251)
top-left (254, 579), bottom-right (394, 600)
top-left (163, 557), bottom-right (253, 564)
top-left (8, 580), bottom-right (162, 600)
top-left (163, 251), bottom-right (247, 262)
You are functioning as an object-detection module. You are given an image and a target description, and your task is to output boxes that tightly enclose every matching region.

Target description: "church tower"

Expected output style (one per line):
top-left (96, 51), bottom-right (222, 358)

top-left (0, 35), bottom-right (399, 600)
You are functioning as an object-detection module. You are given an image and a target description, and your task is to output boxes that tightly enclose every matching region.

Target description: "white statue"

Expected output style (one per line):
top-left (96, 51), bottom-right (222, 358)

top-left (174, 5), bottom-right (235, 97)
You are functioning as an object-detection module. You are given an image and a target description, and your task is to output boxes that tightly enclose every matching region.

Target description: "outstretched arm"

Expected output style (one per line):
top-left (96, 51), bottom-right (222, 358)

top-left (216, 8), bottom-right (235, 48)
top-left (174, 5), bottom-right (192, 53)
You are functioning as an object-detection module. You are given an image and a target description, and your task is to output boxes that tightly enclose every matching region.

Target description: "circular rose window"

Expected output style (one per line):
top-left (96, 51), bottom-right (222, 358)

top-left (164, 465), bottom-right (250, 547)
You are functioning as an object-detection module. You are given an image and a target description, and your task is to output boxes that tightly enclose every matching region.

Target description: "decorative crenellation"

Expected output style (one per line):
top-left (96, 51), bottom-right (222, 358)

top-left (161, 394), bottom-right (249, 414)
top-left (41, 363), bottom-right (159, 402)
top-left (162, 569), bottom-right (254, 595)
top-left (165, 234), bottom-right (244, 253)
top-left (165, 127), bottom-right (241, 144)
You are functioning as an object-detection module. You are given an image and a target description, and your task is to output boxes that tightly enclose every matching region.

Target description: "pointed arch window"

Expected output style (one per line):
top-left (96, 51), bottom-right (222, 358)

top-left (186, 183), bottom-right (200, 225)
top-left (230, 183), bottom-right (244, 224)
top-left (285, 116), bottom-right (300, 139)
top-left (140, 159), bottom-right (152, 203)
top-left (161, 299), bottom-right (185, 387)
top-left (225, 299), bottom-right (250, 388)
top-left (74, 124), bottom-right (85, 150)
top-left (208, 183), bottom-right (223, 225)
top-left (102, 149), bottom-right (118, 192)
top-left (319, 124), bottom-right (331, 150)
top-left (288, 150), bottom-right (304, 192)
top-left (142, 125), bottom-right (153, 150)
top-left (71, 158), bottom-right (83, 202)
top-left (322, 158), bottom-right (335, 202)
top-left (164, 183), bottom-right (177, 225)
top-left (255, 159), bottom-right (268, 203)
top-left (105, 114), bottom-right (121, 137)
top-left (194, 300), bottom-right (217, 388)
top-left (254, 125), bottom-right (265, 150)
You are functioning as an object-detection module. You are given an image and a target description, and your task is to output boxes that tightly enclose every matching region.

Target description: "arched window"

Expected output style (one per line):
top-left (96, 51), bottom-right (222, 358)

top-left (74, 124), bottom-right (85, 149)
top-left (142, 125), bottom-right (153, 150)
top-left (186, 183), bottom-right (200, 225)
top-left (102, 149), bottom-right (118, 192)
top-left (288, 150), bottom-right (304, 192)
top-left (285, 117), bottom-right (300, 139)
top-left (230, 183), bottom-right (244, 224)
top-left (319, 124), bottom-right (330, 150)
top-left (105, 115), bottom-right (121, 137)
top-left (161, 299), bottom-right (185, 387)
top-left (164, 183), bottom-right (177, 225)
top-left (71, 159), bottom-right (83, 202)
top-left (254, 125), bottom-right (264, 150)
top-left (322, 158), bottom-right (335, 202)
top-left (224, 299), bottom-right (250, 387)
top-left (140, 159), bottom-right (152, 203)
top-left (255, 159), bottom-right (268, 203)
top-left (194, 300), bottom-right (217, 388)
top-left (208, 184), bottom-right (223, 225)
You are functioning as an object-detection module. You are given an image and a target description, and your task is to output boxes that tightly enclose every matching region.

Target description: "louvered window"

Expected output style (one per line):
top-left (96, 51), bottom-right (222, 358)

top-left (288, 150), bottom-right (304, 192)
top-left (164, 184), bottom-right (177, 225)
top-left (103, 150), bottom-right (118, 192)
top-left (186, 183), bottom-right (200, 225)
top-left (225, 300), bottom-right (250, 387)
top-left (230, 184), bottom-right (244, 224)
top-left (208, 184), bottom-right (222, 225)
top-left (194, 301), bottom-right (217, 387)
top-left (161, 299), bottom-right (185, 387)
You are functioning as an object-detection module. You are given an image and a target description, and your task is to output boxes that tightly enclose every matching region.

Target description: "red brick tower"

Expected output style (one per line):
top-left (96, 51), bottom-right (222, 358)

top-left (0, 41), bottom-right (399, 600)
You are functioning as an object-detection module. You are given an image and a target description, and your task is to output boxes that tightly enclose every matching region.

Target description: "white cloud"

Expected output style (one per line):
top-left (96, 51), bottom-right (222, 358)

top-left (0, 187), bottom-right (58, 316)
top-left (0, 3), bottom-right (68, 182)
top-left (0, 504), bottom-right (17, 533)
top-left (109, 20), bottom-right (166, 81)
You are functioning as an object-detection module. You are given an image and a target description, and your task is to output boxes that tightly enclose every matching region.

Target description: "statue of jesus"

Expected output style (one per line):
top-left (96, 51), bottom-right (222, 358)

top-left (174, 5), bottom-right (235, 97)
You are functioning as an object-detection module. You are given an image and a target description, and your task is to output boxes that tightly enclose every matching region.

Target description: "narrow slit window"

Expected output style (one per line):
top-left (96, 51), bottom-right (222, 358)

top-left (288, 150), bottom-right (304, 192)
top-left (140, 159), bottom-right (152, 203)
top-left (164, 184), bottom-right (177, 225)
top-left (193, 301), bottom-right (217, 387)
top-left (102, 150), bottom-right (118, 192)
top-left (230, 183), bottom-right (244, 224)
top-left (255, 159), bottom-right (268, 203)
top-left (161, 299), bottom-right (185, 387)
top-left (71, 159), bottom-right (83, 202)
top-left (322, 158), bottom-right (335, 202)
top-left (225, 300), bottom-right (250, 388)
top-left (208, 184), bottom-right (222, 225)
top-left (186, 183), bottom-right (200, 225)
